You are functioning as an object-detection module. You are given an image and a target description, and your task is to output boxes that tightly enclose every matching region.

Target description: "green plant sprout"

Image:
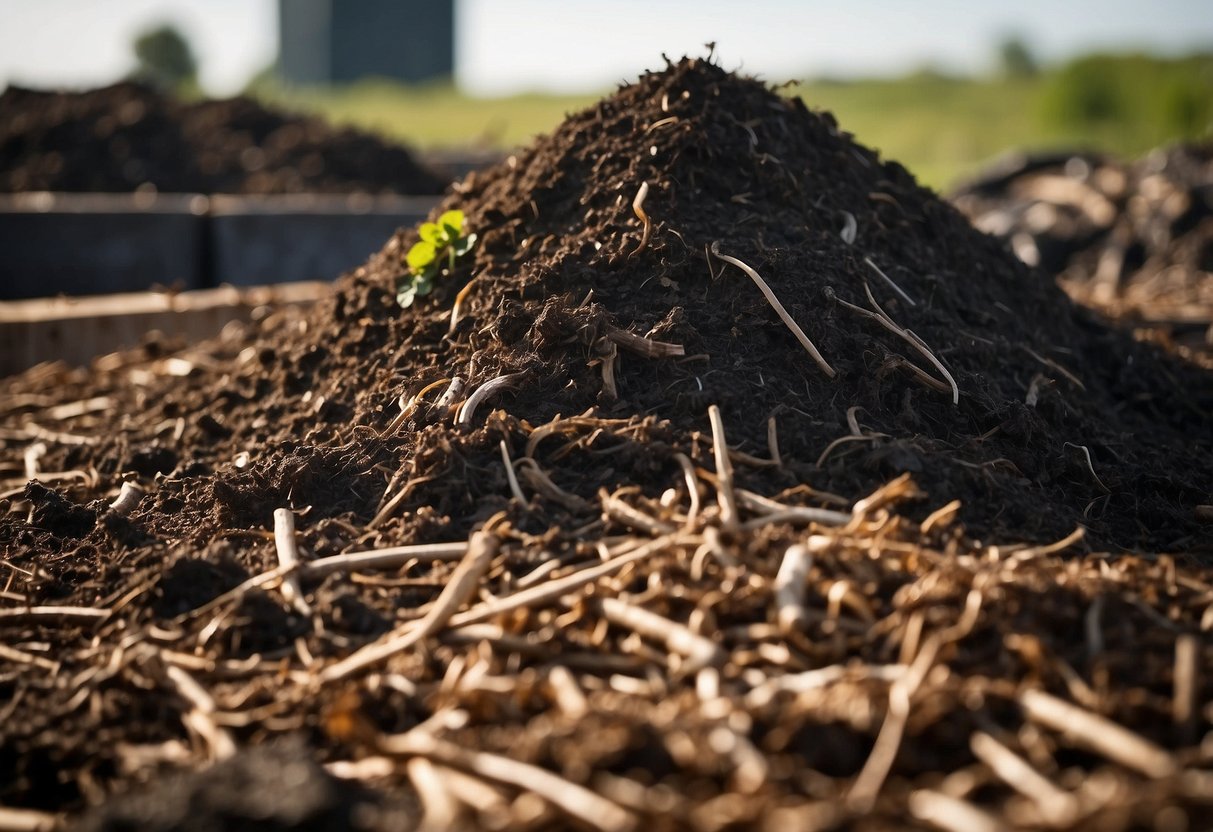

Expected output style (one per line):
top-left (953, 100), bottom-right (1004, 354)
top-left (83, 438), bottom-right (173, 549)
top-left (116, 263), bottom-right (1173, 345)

top-left (397, 209), bottom-right (478, 308)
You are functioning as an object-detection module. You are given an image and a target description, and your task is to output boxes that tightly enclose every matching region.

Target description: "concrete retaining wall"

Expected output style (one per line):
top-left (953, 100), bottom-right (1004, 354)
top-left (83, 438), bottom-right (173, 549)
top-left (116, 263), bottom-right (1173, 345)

top-left (0, 192), bottom-right (442, 300)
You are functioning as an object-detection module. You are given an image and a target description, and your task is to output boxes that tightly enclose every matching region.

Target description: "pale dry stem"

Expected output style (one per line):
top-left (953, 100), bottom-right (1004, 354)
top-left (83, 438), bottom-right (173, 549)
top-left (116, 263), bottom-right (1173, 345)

top-left (710, 242), bottom-right (837, 378)
top-left (708, 405), bottom-right (739, 533)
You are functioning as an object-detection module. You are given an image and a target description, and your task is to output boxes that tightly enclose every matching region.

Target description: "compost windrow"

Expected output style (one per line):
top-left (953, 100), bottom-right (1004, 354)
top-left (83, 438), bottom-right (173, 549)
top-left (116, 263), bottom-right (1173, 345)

top-left (0, 81), bottom-right (445, 194)
top-left (4, 57), bottom-right (1208, 551)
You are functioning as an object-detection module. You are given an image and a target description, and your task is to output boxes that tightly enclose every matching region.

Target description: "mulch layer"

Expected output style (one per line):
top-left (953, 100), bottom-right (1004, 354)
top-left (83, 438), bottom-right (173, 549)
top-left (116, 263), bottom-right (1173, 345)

top-left (2, 56), bottom-right (1212, 831)
top-left (0, 82), bottom-right (445, 195)
top-left (952, 144), bottom-right (1213, 365)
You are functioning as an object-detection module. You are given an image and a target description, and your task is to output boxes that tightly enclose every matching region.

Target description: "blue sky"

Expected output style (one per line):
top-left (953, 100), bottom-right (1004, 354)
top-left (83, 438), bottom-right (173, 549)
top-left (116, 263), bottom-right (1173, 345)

top-left (2, 0), bottom-right (1212, 96)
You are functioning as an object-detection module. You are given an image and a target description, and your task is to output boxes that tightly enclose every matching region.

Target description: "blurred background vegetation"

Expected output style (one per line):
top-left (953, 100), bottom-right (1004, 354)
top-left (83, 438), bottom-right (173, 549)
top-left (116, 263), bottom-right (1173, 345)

top-left (241, 42), bottom-right (1212, 191)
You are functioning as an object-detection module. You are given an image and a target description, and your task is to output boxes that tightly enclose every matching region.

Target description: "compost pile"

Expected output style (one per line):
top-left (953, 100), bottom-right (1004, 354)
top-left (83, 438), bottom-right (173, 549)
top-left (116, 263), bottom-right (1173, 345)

top-left (0, 81), bottom-right (445, 195)
top-left (952, 145), bottom-right (1213, 362)
top-left (2, 57), bottom-right (1213, 831)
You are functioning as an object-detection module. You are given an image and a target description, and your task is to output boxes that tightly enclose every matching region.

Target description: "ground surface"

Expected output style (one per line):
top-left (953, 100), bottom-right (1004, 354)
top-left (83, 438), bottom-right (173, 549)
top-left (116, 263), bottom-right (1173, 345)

top-left (1, 57), bottom-right (1212, 831)
top-left (0, 82), bottom-right (445, 195)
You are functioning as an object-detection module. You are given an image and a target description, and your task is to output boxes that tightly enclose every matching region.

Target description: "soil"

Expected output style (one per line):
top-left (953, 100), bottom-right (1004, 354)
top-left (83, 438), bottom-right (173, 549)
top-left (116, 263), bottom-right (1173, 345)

top-left (0, 81), bottom-right (446, 195)
top-left (952, 144), bottom-right (1213, 363)
top-left (2, 57), bottom-right (1212, 830)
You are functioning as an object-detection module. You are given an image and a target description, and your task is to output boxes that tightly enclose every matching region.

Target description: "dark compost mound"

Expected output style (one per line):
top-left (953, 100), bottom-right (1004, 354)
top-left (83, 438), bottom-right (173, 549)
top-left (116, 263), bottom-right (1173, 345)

top-left (2, 57), bottom-right (1213, 830)
top-left (0, 81), bottom-right (445, 194)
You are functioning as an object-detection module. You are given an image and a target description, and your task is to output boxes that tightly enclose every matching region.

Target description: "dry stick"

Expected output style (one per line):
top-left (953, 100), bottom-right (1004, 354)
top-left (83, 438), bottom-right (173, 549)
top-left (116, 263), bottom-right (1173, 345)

top-left (630, 180), bottom-right (651, 257)
top-left (1173, 634), bottom-right (1200, 745)
top-left (741, 507), bottom-right (852, 531)
top-left (179, 541), bottom-right (470, 625)
top-left (381, 378), bottom-right (450, 438)
top-left (920, 500), bottom-right (962, 534)
top-left (0, 606), bottom-right (110, 622)
top-left (864, 256), bottom-right (916, 306)
top-left (448, 277), bottom-right (478, 333)
top-left (708, 405), bottom-right (739, 534)
top-left (848, 636), bottom-right (940, 810)
top-left (164, 664), bottom-right (236, 761)
top-left (597, 338), bottom-right (619, 400)
top-left (1062, 442), bottom-right (1111, 494)
top-left (1019, 688), bottom-right (1177, 778)
top-left (969, 732), bottom-right (1076, 826)
top-left (407, 757), bottom-right (461, 832)
top-left (815, 432), bottom-right (888, 468)
top-left (498, 441), bottom-right (527, 504)
top-left (0, 806), bottom-right (59, 832)
top-left (766, 415), bottom-right (782, 468)
top-left (747, 664), bottom-right (907, 709)
top-left (272, 508), bottom-right (312, 618)
top-left (546, 665), bottom-right (589, 719)
top-left (306, 541), bottom-right (468, 578)
top-left (431, 764), bottom-right (510, 814)
top-left (515, 459), bottom-right (591, 512)
top-left (319, 532), bottom-right (501, 683)
top-left (1021, 345), bottom-right (1086, 390)
top-left (0, 643), bottom-right (58, 673)
top-left (908, 790), bottom-right (1008, 832)
top-left (834, 283), bottom-right (958, 403)
top-left (602, 492), bottom-right (676, 536)
top-left (369, 475), bottom-right (437, 529)
top-left (599, 596), bottom-right (725, 672)
top-left (443, 534), bottom-right (689, 629)
top-left (733, 488), bottom-right (851, 525)
top-left (458, 373), bottom-right (524, 427)
top-left (774, 541), bottom-right (816, 632)
top-left (22, 442), bottom-right (45, 482)
top-left (377, 731), bottom-right (636, 832)
top-left (604, 326), bottom-right (684, 358)
top-left (710, 242), bottom-right (836, 378)
top-left (107, 481), bottom-right (144, 517)
top-left (673, 453), bottom-right (701, 527)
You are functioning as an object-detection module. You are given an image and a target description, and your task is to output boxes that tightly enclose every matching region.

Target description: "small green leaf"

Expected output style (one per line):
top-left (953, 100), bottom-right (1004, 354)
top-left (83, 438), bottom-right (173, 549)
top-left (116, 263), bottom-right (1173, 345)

top-left (406, 240), bottom-right (437, 274)
top-left (418, 222), bottom-right (443, 244)
top-left (451, 232), bottom-right (477, 257)
top-left (415, 275), bottom-right (436, 296)
top-left (438, 209), bottom-right (465, 237)
top-left (396, 277), bottom-right (420, 308)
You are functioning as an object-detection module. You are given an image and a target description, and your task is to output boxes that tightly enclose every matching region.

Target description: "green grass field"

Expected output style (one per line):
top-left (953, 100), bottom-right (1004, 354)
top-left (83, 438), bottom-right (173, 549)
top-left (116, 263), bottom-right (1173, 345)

top-left (254, 56), bottom-right (1213, 191)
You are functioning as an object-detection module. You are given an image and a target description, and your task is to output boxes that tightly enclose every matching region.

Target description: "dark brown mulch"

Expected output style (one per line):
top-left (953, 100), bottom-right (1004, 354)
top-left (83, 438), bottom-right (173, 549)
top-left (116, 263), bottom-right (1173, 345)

top-left (0, 81), bottom-right (446, 195)
top-left (2, 56), bottom-right (1212, 830)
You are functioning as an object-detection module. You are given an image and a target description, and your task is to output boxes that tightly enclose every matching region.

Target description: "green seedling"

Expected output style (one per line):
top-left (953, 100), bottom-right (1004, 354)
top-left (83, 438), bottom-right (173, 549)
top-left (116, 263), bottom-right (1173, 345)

top-left (397, 209), bottom-right (478, 308)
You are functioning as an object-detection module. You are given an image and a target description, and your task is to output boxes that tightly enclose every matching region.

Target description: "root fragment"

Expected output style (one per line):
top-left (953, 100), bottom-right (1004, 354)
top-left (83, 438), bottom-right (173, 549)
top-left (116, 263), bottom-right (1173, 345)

top-left (458, 372), bottom-right (524, 427)
top-left (710, 242), bottom-right (837, 378)
top-left (106, 481), bottom-right (144, 517)
top-left (1020, 688), bottom-right (1176, 778)
top-left (831, 282), bottom-right (958, 403)
top-left (272, 508), bottom-right (312, 617)
top-left (708, 405), bottom-right (739, 533)
top-left (319, 531), bottom-right (501, 683)
top-left (630, 180), bottom-right (651, 257)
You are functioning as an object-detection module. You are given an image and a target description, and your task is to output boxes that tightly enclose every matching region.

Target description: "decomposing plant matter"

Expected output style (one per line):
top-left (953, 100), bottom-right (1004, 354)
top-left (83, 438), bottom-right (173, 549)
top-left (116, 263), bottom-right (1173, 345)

top-left (2, 55), bottom-right (1212, 831)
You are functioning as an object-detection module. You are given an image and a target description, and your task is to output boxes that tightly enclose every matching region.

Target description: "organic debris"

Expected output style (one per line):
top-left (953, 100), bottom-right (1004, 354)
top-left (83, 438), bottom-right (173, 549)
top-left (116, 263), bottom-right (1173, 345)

top-left (953, 144), bottom-right (1213, 363)
top-left (2, 56), bottom-right (1212, 830)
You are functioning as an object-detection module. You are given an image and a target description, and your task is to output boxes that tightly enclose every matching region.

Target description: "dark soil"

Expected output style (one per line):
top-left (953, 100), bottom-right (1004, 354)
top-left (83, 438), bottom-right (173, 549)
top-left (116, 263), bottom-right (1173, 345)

top-left (2, 57), bottom-right (1212, 830)
top-left (952, 144), bottom-right (1213, 362)
top-left (0, 81), bottom-right (445, 194)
